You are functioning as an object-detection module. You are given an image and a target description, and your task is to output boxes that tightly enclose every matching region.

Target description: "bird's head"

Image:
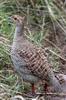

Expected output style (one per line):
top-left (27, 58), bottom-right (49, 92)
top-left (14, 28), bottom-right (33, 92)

top-left (8, 15), bottom-right (24, 26)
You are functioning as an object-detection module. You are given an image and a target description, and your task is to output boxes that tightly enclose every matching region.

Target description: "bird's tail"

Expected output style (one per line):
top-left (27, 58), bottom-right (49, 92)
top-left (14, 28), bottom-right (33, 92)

top-left (44, 67), bottom-right (62, 92)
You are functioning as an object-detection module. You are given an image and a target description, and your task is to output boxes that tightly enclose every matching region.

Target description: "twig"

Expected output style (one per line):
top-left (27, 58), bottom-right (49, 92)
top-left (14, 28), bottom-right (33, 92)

top-left (48, 49), bottom-right (66, 61)
top-left (36, 92), bottom-right (66, 97)
top-left (30, 0), bottom-right (35, 8)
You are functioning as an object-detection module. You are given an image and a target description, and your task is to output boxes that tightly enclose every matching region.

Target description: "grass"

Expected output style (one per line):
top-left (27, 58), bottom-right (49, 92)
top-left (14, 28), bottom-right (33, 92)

top-left (0, 0), bottom-right (66, 99)
top-left (0, 69), bottom-right (29, 99)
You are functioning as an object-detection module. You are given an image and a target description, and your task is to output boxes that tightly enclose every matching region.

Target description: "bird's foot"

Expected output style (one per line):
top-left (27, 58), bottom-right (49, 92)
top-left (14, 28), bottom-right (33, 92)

top-left (23, 92), bottom-right (36, 98)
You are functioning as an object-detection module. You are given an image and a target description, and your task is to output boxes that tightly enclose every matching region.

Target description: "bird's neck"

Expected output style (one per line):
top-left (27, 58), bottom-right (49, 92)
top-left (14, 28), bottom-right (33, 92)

top-left (14, 24), bottom-right (24, 38)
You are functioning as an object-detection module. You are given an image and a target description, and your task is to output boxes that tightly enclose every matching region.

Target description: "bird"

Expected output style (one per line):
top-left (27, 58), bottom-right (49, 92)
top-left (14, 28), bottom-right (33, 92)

top-left (10, 15), bottom-right (62, 96)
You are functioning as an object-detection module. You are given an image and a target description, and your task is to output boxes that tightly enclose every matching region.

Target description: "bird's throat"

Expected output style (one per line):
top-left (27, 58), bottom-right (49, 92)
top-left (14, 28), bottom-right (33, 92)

top-left (13, 24), bottom-right (25, 41)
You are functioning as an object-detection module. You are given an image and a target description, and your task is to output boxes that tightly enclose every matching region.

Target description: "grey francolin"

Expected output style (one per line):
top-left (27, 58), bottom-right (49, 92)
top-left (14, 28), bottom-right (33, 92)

top-left (10, 15), bottom-right (62, 95)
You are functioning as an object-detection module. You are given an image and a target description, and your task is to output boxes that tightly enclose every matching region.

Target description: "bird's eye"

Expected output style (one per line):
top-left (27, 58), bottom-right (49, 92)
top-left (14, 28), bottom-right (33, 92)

top-left (14, 18), bottom-right (17, 20)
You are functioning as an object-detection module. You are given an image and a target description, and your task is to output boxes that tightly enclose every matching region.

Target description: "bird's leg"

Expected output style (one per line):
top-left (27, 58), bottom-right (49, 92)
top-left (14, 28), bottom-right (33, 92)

top-left (44, 83), bottom-right (47, 100)
top-left (31, 83), bottom-right (35, 96)
top-left (23, 83), bottom-right (35, 97)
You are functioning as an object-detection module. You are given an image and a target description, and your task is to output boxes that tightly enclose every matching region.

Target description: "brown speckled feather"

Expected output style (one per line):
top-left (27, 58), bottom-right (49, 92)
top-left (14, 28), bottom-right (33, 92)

top-left (18, 45), bottom-right (48, 78)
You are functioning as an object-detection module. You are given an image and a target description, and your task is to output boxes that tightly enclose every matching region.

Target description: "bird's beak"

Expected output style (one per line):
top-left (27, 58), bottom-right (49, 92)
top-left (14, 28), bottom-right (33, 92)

top-left (8, 16), bottom-right (14, 23)
top-left (8, 16), bottom-right (12, 20)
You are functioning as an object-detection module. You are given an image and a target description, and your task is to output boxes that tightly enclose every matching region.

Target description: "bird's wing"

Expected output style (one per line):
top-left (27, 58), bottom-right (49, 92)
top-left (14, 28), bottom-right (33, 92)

top-left (17, 46), bottom-right (50, 79)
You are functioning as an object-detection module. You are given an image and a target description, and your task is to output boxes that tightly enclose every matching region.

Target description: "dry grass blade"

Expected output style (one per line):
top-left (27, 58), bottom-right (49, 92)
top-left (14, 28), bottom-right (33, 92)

top-left (46, 49), bottom-right (66, 61)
